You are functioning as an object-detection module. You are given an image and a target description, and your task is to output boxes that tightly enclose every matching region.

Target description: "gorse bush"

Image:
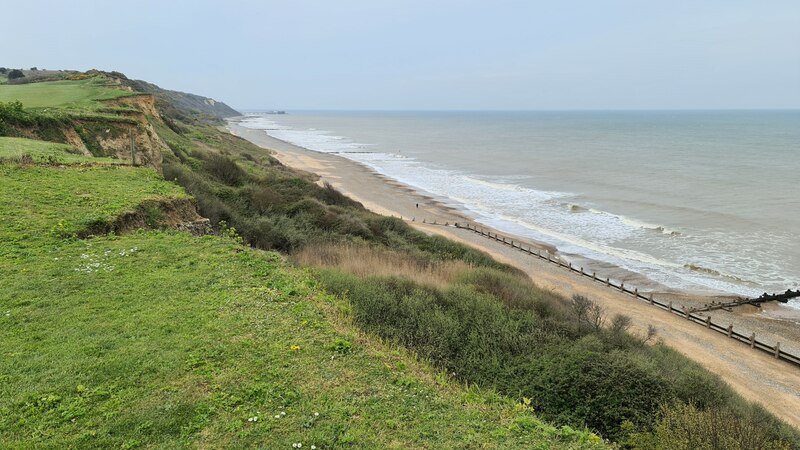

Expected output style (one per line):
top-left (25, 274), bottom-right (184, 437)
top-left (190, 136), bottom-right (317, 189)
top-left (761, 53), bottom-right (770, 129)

top-left (203, 152), bottom-right (246, 186)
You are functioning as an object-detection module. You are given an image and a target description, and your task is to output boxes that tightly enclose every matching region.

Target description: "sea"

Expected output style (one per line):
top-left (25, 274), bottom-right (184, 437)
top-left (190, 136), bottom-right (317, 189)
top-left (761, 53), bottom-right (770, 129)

top-left (239, 110), bottom-right (800, 306)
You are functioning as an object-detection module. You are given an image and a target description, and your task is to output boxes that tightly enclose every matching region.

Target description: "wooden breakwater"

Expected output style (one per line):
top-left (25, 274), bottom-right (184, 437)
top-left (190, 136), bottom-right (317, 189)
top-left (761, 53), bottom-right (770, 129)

top-left (406, 217), bottom-right (800, 369)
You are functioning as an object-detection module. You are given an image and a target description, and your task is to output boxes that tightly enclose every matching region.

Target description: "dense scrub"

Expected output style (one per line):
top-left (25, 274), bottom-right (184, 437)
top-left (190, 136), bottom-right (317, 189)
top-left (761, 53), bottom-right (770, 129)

top-left (0, 100), bottom-right (69, 142)
top-left (307, 246), bottom-right (797, 447)
top-left (159, 125), bottom-right (512, 272)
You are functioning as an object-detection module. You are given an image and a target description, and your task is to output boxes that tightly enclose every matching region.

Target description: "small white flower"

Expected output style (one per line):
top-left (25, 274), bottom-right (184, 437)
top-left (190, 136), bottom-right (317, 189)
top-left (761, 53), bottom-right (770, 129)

top-left (311, 446), bottom-right (317, 450)
top-left (280, 411), bottom-right (286, 416)
top-left (274, 414), bottom-right (280, 419)
top-left (314, 412), bottom-right (319, 417)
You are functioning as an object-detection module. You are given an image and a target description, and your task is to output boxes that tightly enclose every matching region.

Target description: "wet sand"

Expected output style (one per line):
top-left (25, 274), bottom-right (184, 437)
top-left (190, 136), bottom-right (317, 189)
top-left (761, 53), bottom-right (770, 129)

top-left (227, 118), bottom-right (800, 428)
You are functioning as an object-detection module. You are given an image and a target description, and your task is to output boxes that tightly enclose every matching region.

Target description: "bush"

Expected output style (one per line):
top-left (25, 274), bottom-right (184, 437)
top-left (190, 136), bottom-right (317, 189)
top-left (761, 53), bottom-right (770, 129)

top-left (203, 153), bottom-right (246, 186)
top-left (0, 101), bottom-right (67, 141)
top-left (8, 69), bottom-right (24, 80)
top-left (650, 402), bottom-right (792, 450)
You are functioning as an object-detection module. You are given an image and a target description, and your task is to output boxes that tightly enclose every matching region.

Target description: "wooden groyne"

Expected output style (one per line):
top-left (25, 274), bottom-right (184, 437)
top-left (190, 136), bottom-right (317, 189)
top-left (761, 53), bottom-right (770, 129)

top-left (405, 217), bottom-right (800, 369)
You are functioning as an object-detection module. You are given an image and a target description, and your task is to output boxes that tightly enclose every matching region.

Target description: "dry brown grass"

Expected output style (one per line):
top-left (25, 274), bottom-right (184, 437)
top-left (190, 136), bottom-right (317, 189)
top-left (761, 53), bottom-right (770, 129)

top-left (291, 243), bottom-right (473, 288)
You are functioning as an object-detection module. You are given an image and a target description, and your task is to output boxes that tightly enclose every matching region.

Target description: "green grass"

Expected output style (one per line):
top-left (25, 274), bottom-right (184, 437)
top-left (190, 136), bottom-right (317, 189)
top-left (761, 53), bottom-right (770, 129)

top-left (0, 137), bottom-right (122, 165)
top-left (0, 161), bottom-right (187, 251)
top-left (0, 144), bottom-right (607, 448)
top-left (0, 77), bottom-right (133, 110)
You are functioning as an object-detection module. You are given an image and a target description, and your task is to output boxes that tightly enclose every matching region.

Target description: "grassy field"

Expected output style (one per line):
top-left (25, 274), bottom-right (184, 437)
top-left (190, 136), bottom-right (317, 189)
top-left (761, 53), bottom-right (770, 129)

top-left (0, 77), bottom-right (133, 110)
top-left (0, 127), bottom-right (606, 448)
top-left (0, 137), bottom-right (124, 165)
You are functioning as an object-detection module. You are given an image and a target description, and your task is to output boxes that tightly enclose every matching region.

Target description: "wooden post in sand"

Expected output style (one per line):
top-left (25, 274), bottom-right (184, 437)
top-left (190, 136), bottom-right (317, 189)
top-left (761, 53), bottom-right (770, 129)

top-left (727, 324), bottom-right (733, 337)
top-left (649, 293), bottom-right (654, 305)
top-left (668, 301), bottom-right (673, 312)
top-left (775, 342), bottom-right (781, 358)
top-left (705, 316), bottom-right (711, 328)
top-left (606, 277), bottom-right (610, 287)
top-left (750, 333), bottom-right (756, 349)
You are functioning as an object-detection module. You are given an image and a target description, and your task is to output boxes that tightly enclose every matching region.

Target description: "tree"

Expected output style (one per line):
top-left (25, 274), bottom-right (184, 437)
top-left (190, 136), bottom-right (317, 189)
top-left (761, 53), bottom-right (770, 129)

top-left (0, 67), bottom-right (7, 74)
top-left (7, 69), bottom-right (25, 80)
top-left (30, 67), bottom-right (38, 71)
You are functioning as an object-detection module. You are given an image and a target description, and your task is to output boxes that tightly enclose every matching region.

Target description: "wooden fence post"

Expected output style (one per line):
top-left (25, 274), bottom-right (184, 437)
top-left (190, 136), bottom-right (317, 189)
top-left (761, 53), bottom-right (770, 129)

top-left (705, 316), bottom-right (711, 328)
top-left (774, 342), bottom-right (780, 359)
top-left (750, 333), bottom-right (756, 349)
top-left (649, 294), bottom-right (654, 305)
top-left (727, 324), bottom-right (733, 337)
top-left (668, 301), bottom-right (673, 312)
top-left (634, 288), bottom-right (638, 297)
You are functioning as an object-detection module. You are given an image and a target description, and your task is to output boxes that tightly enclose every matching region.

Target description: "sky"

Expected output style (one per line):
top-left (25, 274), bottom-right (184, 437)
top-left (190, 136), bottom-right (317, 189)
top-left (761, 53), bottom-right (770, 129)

top-left (3, 0), bottom-right (799, 110)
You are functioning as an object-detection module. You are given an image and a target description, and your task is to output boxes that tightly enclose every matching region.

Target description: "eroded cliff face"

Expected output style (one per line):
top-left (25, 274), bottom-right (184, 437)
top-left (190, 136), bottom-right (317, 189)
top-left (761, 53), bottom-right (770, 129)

top-left (74, 94), bottom-right (169, 171)
top-left (74, 119), bottom-right (167, 171)
top-left (102, 94), bottom-right (161, 119)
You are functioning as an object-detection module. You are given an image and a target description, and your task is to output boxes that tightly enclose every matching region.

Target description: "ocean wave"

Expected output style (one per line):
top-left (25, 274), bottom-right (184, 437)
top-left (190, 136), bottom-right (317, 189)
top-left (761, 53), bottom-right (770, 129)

top-left (683, 263), bottom-right (745, 282)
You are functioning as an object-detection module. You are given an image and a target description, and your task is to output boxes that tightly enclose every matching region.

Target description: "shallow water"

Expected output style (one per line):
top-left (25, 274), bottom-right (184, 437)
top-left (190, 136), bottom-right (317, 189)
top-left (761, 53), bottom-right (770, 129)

top-left (239, 110), bottom-right (800, 305)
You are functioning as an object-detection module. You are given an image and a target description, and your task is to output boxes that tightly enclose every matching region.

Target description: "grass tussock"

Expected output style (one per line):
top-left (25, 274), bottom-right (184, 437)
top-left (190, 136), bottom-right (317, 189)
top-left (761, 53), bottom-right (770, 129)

top-left (292, 243), bottom-right (474, 288)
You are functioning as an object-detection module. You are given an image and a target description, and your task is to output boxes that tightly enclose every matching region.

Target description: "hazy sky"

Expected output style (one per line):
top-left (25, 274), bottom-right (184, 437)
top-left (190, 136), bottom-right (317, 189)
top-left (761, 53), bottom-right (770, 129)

top-left (4, 0), bottom-right (799, 110)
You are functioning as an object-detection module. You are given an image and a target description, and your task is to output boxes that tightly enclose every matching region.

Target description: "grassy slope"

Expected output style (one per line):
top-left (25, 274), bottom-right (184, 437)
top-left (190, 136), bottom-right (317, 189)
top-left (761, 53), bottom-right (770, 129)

top-left (0, 78), bottom-right (133, 110)
top-left (0, 137), bottom-right (122, 165)
top-left (0, 145), bottom-right (606, 447)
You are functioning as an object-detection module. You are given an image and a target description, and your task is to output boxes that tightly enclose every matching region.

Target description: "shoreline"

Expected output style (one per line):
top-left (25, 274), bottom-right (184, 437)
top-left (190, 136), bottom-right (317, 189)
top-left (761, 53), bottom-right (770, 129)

top-left (227, 117), bottom-right (800, 427)
top-left (226, 117), bottom-right (800, 334)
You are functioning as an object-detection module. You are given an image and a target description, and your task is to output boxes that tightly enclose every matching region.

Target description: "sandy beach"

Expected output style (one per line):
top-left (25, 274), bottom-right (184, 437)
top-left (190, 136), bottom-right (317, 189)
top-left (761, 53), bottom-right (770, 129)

top-left (227, 118), bottom-right (800, 428)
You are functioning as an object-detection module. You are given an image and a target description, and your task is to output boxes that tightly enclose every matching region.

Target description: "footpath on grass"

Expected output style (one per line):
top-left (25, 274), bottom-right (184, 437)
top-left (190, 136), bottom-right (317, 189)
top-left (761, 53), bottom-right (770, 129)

top-left (0, 138), bottom-right (607, 448)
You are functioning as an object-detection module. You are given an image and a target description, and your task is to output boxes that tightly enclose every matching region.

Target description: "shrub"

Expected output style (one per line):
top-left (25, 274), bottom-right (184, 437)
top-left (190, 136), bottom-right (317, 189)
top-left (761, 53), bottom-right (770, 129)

top-left (203, 153), bottom-right (246, 186)
top-left (651, 402), bottom-right (792, 450)
top-left (318, 181), bottom-right (362, 208)
top-left (8, 69), bottom-right (24, 80)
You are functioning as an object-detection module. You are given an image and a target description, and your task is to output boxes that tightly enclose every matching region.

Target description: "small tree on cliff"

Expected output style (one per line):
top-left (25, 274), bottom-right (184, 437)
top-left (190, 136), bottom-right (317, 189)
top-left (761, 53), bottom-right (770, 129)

top-left (7, 69), bottom-right (25, 80)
